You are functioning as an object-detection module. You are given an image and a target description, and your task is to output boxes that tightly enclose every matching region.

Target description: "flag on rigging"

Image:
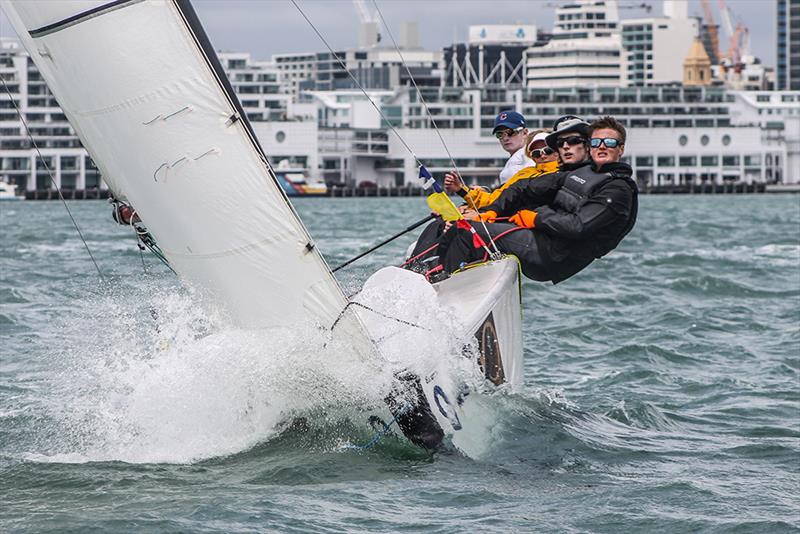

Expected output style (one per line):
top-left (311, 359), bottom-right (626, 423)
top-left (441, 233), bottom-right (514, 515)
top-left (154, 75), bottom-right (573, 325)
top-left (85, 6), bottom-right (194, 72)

top-left (419, 165), bottom-right (462, 222)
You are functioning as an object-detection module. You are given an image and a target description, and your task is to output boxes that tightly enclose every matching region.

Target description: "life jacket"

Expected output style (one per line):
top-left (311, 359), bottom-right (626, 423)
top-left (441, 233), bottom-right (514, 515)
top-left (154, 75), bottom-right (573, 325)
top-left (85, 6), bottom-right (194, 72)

top-left (552, 162), bottom-right (638, 258)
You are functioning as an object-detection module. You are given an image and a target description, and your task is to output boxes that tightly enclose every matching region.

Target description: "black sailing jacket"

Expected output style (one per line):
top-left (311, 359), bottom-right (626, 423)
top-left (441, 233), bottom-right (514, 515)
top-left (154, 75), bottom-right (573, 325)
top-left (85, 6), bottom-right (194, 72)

top-left (484, 160), bottom-right (638, 283)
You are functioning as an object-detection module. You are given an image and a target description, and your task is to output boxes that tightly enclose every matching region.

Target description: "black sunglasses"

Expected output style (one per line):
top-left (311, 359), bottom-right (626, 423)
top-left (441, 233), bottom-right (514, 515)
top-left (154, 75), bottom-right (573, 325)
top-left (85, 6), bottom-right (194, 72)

top-left (590, 137), bottom-right (621, 149)
top-left (556, 136), bottom-right (586, 147)
top-left (530, 147), bottom-right (555, 158)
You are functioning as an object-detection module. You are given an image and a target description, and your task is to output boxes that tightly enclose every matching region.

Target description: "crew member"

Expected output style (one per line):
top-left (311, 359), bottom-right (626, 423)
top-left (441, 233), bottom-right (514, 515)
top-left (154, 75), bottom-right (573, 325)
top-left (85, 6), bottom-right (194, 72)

top-left (406, 129), bottom-right (560, 269)
top-left (434, 115), bottom-right (638, 283)
top-left (442, 110), bottom-right (533, 197)
top-left (457, 129), bottom-right (561, 215)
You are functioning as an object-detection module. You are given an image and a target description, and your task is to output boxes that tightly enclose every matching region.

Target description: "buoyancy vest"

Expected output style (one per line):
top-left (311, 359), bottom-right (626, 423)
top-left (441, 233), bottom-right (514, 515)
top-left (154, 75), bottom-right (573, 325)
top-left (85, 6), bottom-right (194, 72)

top-left (551, 163), bottom-right (637, 257)
top-left (553, 164), bottom-right (614, 212)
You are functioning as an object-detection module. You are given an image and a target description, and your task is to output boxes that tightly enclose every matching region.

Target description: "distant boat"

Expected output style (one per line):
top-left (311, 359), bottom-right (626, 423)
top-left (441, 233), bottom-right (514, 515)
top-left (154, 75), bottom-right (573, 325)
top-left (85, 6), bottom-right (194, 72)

top-left (273, 160), bottom-right (328, 197)
top-left (0, 181), bottom-right (22, 200)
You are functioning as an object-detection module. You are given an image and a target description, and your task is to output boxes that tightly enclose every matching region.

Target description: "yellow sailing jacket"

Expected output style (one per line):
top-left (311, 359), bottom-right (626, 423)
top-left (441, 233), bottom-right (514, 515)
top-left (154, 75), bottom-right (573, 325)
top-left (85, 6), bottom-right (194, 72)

top-left (462, 160), bottom-right (560, 210)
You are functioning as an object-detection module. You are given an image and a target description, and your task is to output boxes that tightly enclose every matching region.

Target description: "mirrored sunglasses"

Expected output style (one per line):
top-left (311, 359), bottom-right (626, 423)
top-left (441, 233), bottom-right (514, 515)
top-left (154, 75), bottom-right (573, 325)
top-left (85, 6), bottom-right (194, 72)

top-left (590, 137), bottom-right (621, 149)
top-left (494, 127), bottom-right (523, 139)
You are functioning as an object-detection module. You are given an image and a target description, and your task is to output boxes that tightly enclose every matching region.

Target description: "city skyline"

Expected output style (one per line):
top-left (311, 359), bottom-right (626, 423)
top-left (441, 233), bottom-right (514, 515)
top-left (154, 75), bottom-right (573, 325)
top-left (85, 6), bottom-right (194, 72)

top-left (0, 0), bottom-right (778, 68)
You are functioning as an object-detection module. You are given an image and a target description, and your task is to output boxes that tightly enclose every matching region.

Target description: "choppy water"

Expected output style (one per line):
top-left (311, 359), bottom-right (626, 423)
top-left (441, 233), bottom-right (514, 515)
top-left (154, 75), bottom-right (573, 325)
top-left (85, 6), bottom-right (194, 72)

top-left (1, 195), bottom-right (799, 532)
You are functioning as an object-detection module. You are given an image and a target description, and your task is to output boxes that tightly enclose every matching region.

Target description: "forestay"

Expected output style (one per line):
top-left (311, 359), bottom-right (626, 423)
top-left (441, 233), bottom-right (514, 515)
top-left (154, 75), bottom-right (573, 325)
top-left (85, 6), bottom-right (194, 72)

top-left (2, 0), bottom-right (376, 342)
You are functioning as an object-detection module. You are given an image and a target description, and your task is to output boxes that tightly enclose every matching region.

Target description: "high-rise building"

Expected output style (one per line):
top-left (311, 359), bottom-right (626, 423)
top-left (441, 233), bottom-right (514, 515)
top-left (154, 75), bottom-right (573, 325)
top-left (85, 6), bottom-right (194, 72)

top-left (273, 22), bottom-right (440, 99)
top-left (525, 0), bottom-right (622, 88)
top-left (621, 0), bottom-right (698, 86)
top-left (777, 0), bottom-right (800, 90)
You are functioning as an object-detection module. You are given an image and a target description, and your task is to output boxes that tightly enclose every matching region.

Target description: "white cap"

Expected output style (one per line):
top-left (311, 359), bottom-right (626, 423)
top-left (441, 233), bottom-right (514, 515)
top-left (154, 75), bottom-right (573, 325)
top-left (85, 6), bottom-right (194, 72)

top-left (531, 131), bottom-right (549, 145)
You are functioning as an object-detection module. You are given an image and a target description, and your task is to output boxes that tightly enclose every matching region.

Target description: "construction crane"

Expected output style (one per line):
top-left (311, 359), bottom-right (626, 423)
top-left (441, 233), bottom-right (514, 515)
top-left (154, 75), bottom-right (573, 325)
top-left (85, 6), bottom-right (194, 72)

top-left (717, 0), bottom-right (750, 75)
top-left (699, 0), bottom-right (721, 64)
top-left (352, 0), bottom-right (381, 43)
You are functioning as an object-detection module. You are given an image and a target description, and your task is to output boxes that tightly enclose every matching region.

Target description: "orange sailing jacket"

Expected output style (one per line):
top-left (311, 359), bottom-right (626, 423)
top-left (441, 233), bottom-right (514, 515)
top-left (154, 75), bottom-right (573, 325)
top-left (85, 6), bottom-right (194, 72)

top-left (461, 160), bottom-right (560, 210)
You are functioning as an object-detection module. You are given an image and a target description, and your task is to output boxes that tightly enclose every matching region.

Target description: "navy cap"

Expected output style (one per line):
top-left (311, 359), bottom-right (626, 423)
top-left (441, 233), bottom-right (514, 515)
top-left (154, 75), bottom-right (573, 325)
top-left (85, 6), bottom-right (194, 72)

top-left (492, 110), bottom-right (526, 134)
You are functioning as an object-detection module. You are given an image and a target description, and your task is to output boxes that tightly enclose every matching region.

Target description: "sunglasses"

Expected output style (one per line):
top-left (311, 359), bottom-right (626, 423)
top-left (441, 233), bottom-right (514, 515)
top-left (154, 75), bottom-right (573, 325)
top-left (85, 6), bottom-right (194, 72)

top-left (530, 146), bottom-right (555, 158)
top-left (495, 127), bottom-right (523, 139)
top-left (590, 137), bottom-right (621, 149)
top-left (556, 136), bottom-right (585, 147)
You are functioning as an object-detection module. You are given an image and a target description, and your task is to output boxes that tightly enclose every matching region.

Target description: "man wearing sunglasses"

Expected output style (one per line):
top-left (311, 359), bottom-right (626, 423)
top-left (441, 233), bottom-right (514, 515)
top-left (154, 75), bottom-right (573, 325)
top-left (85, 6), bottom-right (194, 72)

top-left (443, 110), bottom-right (533, 196)
top-left (435, 115), bottom-right (637, 284)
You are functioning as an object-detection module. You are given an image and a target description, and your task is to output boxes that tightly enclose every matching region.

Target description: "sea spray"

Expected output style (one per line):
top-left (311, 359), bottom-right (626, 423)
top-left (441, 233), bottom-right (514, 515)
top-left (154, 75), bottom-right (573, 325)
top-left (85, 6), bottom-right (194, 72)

top-left (27, 267), bottom-right (495, 463)
top-left (27, 285), bottom-right (379, 463)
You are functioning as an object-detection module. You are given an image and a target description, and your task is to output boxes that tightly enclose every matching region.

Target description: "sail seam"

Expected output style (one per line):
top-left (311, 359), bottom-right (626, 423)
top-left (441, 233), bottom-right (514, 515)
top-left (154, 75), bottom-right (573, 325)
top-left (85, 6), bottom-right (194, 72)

top-left (29, 0), bottom-right (144, 38)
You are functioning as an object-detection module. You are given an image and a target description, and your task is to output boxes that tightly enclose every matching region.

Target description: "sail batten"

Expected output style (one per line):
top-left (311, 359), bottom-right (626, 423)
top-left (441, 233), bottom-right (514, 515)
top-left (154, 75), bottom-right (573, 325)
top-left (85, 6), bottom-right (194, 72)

top-left (2, 0), bottom-right (373, 346)
top-left (28, 0), bottom-right (144, 38)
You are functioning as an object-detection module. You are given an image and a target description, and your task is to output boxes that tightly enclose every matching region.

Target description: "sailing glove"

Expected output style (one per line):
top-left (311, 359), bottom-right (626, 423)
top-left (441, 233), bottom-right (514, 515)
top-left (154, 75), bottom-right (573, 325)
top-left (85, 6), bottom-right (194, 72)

top-left (509, 210), bottom-right (537, 228)
top-left (475, 210), bottom-right (498, 222)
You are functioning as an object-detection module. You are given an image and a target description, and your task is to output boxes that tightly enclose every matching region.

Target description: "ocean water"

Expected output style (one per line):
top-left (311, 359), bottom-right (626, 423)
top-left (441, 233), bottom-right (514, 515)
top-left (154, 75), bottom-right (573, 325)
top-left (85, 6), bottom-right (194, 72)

top-left (1, 195), bottom-right (798, 532)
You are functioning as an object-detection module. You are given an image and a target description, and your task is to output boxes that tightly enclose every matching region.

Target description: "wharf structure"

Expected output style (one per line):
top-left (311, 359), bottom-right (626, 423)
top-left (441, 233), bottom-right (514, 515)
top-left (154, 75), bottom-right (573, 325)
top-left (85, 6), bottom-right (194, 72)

top-left (1, 0), bottom-right (799, 196)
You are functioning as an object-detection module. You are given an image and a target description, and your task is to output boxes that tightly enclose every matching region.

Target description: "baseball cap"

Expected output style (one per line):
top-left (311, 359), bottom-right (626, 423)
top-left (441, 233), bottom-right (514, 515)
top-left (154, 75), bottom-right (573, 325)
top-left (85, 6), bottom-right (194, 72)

top-left (492, 110), bottom-right (526, 134)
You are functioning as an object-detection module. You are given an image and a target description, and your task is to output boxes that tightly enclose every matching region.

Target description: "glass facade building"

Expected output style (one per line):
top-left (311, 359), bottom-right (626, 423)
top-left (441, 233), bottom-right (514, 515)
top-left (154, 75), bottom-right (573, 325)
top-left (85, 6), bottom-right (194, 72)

top-left (777, 0), bottom-right (800, 90)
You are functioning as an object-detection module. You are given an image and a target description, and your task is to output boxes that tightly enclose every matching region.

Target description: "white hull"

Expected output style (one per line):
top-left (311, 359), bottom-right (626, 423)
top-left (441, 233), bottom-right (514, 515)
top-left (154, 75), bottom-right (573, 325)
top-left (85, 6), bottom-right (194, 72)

top-left (356, 257), bottom-right (523, 449)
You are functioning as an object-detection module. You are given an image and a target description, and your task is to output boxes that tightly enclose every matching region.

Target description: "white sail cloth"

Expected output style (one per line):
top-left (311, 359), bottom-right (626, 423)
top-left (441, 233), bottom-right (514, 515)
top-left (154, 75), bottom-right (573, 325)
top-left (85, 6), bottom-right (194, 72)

top-left (2, 0), bottom-right (367, 338)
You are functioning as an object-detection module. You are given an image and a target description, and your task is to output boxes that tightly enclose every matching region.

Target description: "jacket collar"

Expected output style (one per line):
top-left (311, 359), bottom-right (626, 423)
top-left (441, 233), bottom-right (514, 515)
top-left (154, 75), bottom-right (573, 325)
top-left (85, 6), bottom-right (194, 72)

top-left (560, 159), bottom-right (592, 172)
top-left (593, 161), bottom-right (633, 177)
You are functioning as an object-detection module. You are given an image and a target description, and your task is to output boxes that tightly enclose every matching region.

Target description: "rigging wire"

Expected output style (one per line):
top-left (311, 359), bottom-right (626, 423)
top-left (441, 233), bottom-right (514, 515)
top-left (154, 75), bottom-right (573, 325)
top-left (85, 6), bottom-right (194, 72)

top-left (292, 0), bottom-right (502, 257)
top-left (289, 0), bottom-right (422, 167)
top-left (369, 0), bottom-right (501, 256)
top-left (1, 75), bottom-right (105, 282)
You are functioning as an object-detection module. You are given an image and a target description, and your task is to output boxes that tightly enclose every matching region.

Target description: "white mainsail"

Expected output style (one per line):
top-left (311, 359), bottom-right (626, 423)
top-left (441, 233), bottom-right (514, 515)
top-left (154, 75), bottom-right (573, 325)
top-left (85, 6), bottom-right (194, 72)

top-left (2, 0), bottom-right (371, 341)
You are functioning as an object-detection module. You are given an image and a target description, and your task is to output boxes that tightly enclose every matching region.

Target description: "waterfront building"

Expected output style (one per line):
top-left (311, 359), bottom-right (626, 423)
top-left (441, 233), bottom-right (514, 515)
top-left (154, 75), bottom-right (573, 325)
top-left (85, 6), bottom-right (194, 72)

top-left (0, 38), bottom-right (99, 192)
top-left (305, 89), bottom-right (392, 185)
top-left (0, 42), bottom-right (317, 191)
top-left (375, 86), bottom-right (799, 187)
top-left (272, 25), bottom-right (441, 100)
top-left (219, 52), bottom-right (289, 122)
top-left (443, 25), bottom-right (540, 88)
top-left (525, 0), bottom-right (622, 88)
top-left (777, 0), bottom-right (800, 90)
top-left (273, 52), bottom-right (316, 99)
top-left (621, 0), bottom-right (699, 86)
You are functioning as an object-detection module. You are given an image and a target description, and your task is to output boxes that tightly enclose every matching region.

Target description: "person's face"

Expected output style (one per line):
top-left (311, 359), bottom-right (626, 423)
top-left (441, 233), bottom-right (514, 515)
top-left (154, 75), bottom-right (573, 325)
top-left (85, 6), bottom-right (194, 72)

top-left (529, 141), bottom-right (559, 165)
top-left (556, 135), bottom-right (588, 164)
top-left (590, 127), bottom-right (625, 166)
top-left (496, 127), bottom-right (527, 154)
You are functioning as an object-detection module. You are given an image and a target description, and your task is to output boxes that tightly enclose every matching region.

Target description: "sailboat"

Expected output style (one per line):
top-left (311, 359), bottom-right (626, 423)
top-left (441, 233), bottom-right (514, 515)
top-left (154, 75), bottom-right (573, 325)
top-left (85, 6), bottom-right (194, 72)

top-left (2, 0), bottom-right (523, 451)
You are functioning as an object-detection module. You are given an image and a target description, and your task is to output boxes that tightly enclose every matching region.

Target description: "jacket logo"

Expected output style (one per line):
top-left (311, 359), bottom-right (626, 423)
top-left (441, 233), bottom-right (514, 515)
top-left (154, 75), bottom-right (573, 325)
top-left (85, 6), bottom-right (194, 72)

top-left (570, 174), bottom-right (586, 185)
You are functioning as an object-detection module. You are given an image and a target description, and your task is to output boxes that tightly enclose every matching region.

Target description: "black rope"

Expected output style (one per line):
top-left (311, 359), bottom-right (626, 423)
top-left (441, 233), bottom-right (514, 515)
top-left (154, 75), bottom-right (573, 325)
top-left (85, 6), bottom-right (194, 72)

top-left (330, 301), bottom-right (430, 333)
top-left (332, 213), bottom-right (435, 273)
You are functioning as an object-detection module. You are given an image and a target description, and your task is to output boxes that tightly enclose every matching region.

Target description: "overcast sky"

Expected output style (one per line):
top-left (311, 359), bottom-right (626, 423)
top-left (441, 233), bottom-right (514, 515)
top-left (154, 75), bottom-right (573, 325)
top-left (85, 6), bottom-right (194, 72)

top-left (1, 0), bottom-right (777, 67)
